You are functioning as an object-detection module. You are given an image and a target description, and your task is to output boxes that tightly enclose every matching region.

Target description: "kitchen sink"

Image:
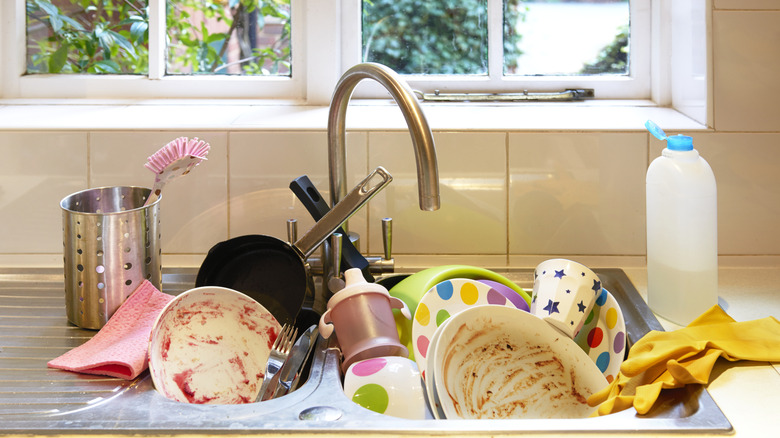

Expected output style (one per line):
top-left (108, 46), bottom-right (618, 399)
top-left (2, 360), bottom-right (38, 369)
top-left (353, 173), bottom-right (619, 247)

top-left (0, 267), bottom-right (732, 434)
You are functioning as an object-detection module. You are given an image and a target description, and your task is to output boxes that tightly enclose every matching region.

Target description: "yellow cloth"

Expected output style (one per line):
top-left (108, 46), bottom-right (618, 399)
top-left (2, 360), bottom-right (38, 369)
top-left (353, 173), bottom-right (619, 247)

top-left (588, 305), bottom-right (780, 416)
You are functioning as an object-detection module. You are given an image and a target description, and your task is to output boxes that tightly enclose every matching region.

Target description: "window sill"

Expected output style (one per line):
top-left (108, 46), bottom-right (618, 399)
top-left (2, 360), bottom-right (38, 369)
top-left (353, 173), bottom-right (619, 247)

top-left (0, 99), bottom-right (708, 132)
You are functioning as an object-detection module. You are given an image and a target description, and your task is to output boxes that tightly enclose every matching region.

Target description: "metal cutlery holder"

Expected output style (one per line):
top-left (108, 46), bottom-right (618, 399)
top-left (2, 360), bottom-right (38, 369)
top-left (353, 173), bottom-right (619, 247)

top-left (60, 186), bottom-right (162, 329)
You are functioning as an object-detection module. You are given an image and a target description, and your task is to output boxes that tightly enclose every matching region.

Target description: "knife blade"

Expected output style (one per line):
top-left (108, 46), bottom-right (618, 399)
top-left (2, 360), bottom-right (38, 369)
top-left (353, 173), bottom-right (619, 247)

top-left (273, 325), bottom-right (319, 398)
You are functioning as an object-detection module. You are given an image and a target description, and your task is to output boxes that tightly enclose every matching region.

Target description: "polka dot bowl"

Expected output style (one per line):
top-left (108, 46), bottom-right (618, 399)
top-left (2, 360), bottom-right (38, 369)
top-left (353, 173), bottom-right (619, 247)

top-left (572, 287), bottom-right (627, 382)
top-left (343, 356), bottom-right (433, 420)
top-left (411, 278), bottom-right (527, 380)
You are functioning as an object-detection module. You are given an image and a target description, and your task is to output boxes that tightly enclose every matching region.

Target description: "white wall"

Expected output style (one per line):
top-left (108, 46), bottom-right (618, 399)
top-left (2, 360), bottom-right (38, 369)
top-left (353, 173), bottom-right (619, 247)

top-left (0, 2), bottom-right (778, 268)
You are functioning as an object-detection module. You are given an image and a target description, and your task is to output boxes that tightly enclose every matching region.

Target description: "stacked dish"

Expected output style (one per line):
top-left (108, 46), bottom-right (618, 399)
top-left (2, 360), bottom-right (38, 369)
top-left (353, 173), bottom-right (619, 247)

top-left (401, 260), bottom-right (627, 419)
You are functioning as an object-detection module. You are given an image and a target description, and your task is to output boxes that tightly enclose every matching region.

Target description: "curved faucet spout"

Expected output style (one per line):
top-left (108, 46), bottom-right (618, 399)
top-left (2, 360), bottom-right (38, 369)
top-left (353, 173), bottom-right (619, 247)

top-left (328, 63), bottom-right (440, 212)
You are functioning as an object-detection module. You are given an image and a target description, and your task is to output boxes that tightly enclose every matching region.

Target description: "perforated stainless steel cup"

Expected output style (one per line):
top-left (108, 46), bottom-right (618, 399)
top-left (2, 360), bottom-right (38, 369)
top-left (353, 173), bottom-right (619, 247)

top-left (61, 186), bottom-right (162, 329)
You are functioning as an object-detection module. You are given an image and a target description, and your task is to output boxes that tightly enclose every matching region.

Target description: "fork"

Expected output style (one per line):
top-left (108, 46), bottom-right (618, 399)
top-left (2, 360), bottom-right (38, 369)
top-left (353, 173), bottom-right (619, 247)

top-left (256, 323), bottom-right (297, 402)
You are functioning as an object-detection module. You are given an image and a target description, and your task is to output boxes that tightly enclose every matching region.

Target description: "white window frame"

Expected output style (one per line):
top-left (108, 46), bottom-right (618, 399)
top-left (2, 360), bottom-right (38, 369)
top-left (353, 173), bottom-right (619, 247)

top-left (343, 0), bottom-right (651, 100)
top-left (1, 0), bottom-right (311, 100)
top-left (0, 0), bottom-right (658, 104)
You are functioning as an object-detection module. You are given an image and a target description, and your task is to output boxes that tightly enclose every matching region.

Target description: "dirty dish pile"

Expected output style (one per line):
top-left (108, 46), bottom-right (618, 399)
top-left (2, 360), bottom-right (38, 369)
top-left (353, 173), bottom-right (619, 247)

top-left (148, 286), bottom-right (281, 404)
top-left (342, 260), bottom-right (625, 420)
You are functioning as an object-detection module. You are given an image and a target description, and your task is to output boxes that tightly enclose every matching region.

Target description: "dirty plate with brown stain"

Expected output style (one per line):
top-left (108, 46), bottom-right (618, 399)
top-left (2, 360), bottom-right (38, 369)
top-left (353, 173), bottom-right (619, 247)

top-left (432, 305), bottom-right (607, 419)
top-left (148, 286), bottom-right (281, 404)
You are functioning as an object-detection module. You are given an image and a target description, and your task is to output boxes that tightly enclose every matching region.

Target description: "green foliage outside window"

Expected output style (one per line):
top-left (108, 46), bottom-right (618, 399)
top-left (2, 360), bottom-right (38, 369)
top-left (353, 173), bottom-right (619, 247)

top-left (580, 25), bottom-right (628, 75)
top-left (362, 0), bottom-right (526, 75)
top-left (25, 0), bottom-right (626, 78)
top-left (25, 0), bottom-right (291, 75)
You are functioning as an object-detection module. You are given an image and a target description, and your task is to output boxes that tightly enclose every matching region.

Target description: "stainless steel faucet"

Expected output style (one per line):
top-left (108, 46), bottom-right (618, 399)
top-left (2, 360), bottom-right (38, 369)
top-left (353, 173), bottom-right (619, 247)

top-left (327, 63), bottom-right (441, 214)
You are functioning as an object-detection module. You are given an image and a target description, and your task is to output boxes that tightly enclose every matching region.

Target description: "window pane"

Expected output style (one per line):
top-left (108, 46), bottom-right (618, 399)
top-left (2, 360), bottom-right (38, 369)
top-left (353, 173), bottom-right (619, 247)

top-left (360, 0), bottom-right (630, 78)
top-left (25, 0), bottom-right (149, 74)
top-left (508, 0), bottom-right (629, 76)
top-left (166, 0), bottom-right (291, 76)
top-left (362, 0), bottom-right (488, 75)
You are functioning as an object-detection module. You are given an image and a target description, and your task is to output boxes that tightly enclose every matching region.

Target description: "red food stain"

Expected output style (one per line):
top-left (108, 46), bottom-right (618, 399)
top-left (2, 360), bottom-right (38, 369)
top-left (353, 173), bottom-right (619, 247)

top-left (161, 334), bottom-right (171, 360)
top-left (263, 326), bottom-right (279, 349)
top-left (172, 369), bottom-right (213, 404)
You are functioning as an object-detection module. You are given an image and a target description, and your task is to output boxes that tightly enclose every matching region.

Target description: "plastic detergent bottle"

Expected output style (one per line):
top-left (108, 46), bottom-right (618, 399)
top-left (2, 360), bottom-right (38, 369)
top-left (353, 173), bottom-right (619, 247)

top-left (645, 120), bottom-right (718, 325)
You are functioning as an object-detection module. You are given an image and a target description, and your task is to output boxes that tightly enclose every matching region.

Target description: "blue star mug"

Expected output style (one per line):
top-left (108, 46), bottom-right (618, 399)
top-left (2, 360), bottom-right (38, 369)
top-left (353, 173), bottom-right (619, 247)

top-left (531, 259), bottom-right (602, 339)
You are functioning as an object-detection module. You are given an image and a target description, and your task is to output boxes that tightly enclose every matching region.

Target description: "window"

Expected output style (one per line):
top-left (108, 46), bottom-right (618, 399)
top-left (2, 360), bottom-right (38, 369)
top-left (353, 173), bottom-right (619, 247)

top-left (25, 1), bottom-right (291, 76)
top-left (2, 0), bottom-right (651, 102)
top-left (351, 0), bottom-right (650, 99)
top-left (4, 0), bottom-right (303, 99)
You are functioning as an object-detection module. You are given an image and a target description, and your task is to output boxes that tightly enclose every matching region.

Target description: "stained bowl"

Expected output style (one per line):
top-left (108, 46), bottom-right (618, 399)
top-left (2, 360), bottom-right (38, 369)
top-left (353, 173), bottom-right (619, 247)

top-left (432, 305), bottom-right (607, 419)
top-left (148, 286), bottom-right (280, 404)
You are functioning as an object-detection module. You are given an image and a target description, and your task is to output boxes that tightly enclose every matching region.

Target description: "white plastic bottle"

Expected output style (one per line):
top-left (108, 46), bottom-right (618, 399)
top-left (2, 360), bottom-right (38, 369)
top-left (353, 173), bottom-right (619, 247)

top-left (645, 121), bottom-right (718, 325)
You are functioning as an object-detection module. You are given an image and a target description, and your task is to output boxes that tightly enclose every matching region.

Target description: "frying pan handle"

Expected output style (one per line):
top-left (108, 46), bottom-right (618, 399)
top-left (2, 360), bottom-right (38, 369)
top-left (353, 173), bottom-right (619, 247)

top-left (295, 167), bottom-right (393, 258)
top-left (319, 309), bottom-right (335, 339)
top-left (290, 175), bottom-right (374, 282)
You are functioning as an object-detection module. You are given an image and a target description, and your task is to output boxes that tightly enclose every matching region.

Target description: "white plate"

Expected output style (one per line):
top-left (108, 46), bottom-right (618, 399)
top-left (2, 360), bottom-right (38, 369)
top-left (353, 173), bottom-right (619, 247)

top-left (148, 286), bottom-right (280, 404)
top-left (432, 305), bottom-right (607, 419)
top-left (424, 316), bottom-right (453, 419)
top-left (411, 278), bottom-right (522, 380)
top-left (572, 287), bottom-right (626, 382)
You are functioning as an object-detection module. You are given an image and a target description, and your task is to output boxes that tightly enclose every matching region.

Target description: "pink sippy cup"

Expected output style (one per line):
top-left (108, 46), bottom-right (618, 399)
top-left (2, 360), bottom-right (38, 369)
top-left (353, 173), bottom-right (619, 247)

top-left (319, 268), bottom-right (411, 372)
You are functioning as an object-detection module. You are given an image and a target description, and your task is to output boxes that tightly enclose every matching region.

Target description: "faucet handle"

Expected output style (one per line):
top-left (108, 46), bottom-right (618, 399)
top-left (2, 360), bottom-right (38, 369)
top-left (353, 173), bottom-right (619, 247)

top-left (367, 217), bottom-right (395, 274)
top-left (382, 217), bottom-right (392, 261)
top-left (287, 218), bottom-right (298, 244)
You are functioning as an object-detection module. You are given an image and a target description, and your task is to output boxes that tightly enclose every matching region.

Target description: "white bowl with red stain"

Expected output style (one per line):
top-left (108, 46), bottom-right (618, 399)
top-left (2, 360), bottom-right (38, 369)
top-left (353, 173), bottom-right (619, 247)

top-left (148, 286), bottom-right (281, 404)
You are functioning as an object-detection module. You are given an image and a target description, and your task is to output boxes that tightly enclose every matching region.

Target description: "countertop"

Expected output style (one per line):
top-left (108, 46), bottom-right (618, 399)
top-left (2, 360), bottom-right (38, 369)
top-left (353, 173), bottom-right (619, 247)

top-left (3, 259), bottom-right (779, 438)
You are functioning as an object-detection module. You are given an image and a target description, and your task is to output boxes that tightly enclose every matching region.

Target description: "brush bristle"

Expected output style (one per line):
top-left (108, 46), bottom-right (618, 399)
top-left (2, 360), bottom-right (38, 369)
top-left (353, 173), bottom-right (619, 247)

top-left (145, 137), bottom-right (211, 174)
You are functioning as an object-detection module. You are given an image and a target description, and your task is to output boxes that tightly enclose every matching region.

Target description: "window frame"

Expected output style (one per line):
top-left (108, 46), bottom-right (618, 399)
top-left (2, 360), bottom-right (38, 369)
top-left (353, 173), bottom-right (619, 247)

top-left (2, 0), bottom-right (309, 100)
top-left (344, 0), bottom-right (651, 100)
top-left (2, 0), bottom-right (651, 103)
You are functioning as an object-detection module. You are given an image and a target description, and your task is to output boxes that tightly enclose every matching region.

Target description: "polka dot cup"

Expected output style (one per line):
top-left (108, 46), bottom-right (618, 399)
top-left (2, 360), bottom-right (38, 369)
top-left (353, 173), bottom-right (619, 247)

top-left (343, 356), bottom-right (432, 420)
top-left (532, 259), bottom-right (602, 339)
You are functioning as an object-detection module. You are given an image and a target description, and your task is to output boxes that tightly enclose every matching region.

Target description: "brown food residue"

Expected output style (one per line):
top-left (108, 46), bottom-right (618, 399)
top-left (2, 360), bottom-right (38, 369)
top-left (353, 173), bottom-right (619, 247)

top-left (441, 316), bottom-right (594, 419)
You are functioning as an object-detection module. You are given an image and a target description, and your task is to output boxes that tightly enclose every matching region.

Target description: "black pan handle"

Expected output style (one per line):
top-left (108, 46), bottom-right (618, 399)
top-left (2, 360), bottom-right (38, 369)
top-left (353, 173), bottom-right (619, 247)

top-left (290, 175), bottom-right (374, 282)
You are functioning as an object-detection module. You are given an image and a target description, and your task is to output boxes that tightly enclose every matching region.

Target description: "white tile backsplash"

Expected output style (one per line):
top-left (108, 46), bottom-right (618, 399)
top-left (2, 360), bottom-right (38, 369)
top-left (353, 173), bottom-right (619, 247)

top-left (2, 9), bottom-right (780, 264)
top-left (508, 133), bottom-right (647, 256)
top-left (89, 131), bottom-right (228, 254)
top-left (229, 131), bottom-right (369, 244)
top-left (0, 132), bottom-right (87, 253)
top-left (712, 10), bottom-right (780, 131)
top-left (368, 131), bottom-right (508, 255)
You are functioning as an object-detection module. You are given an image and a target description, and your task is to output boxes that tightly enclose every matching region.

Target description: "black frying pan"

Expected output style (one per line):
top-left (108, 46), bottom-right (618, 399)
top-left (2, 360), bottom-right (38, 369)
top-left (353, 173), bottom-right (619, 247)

top-left (196, 167), bottom-right (392, 327)
top-left (289, 175), bottom-right (374, 282)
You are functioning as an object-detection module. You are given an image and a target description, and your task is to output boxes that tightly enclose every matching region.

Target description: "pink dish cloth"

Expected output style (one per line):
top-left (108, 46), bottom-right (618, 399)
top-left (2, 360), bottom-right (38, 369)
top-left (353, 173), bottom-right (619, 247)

top-left (48, 280), bottom-right (174, 380)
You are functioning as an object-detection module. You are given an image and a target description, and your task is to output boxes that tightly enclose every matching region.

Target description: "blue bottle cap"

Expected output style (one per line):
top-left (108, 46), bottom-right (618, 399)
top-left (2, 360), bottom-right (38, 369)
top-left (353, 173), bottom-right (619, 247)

top-left (666, 134), bottom-right (693, 151)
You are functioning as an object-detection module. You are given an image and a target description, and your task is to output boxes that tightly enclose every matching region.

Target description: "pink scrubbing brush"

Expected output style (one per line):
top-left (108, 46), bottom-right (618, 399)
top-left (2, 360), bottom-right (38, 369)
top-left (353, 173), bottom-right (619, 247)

top-left (143, 137), bottom-right (210, 206)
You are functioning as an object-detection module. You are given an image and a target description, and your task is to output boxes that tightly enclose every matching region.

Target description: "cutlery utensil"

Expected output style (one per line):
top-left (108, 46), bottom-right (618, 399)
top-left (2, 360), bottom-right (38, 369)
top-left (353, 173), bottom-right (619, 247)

top-left (273, 324), bottom-right (319, 398)
top-left (257, 323), bottom-right (297, 402)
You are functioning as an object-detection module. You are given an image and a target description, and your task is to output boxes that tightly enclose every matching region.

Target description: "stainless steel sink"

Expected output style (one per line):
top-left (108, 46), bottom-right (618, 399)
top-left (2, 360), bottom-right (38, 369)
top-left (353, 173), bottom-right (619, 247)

top-left (0, 267), bottom-right (732, 434)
